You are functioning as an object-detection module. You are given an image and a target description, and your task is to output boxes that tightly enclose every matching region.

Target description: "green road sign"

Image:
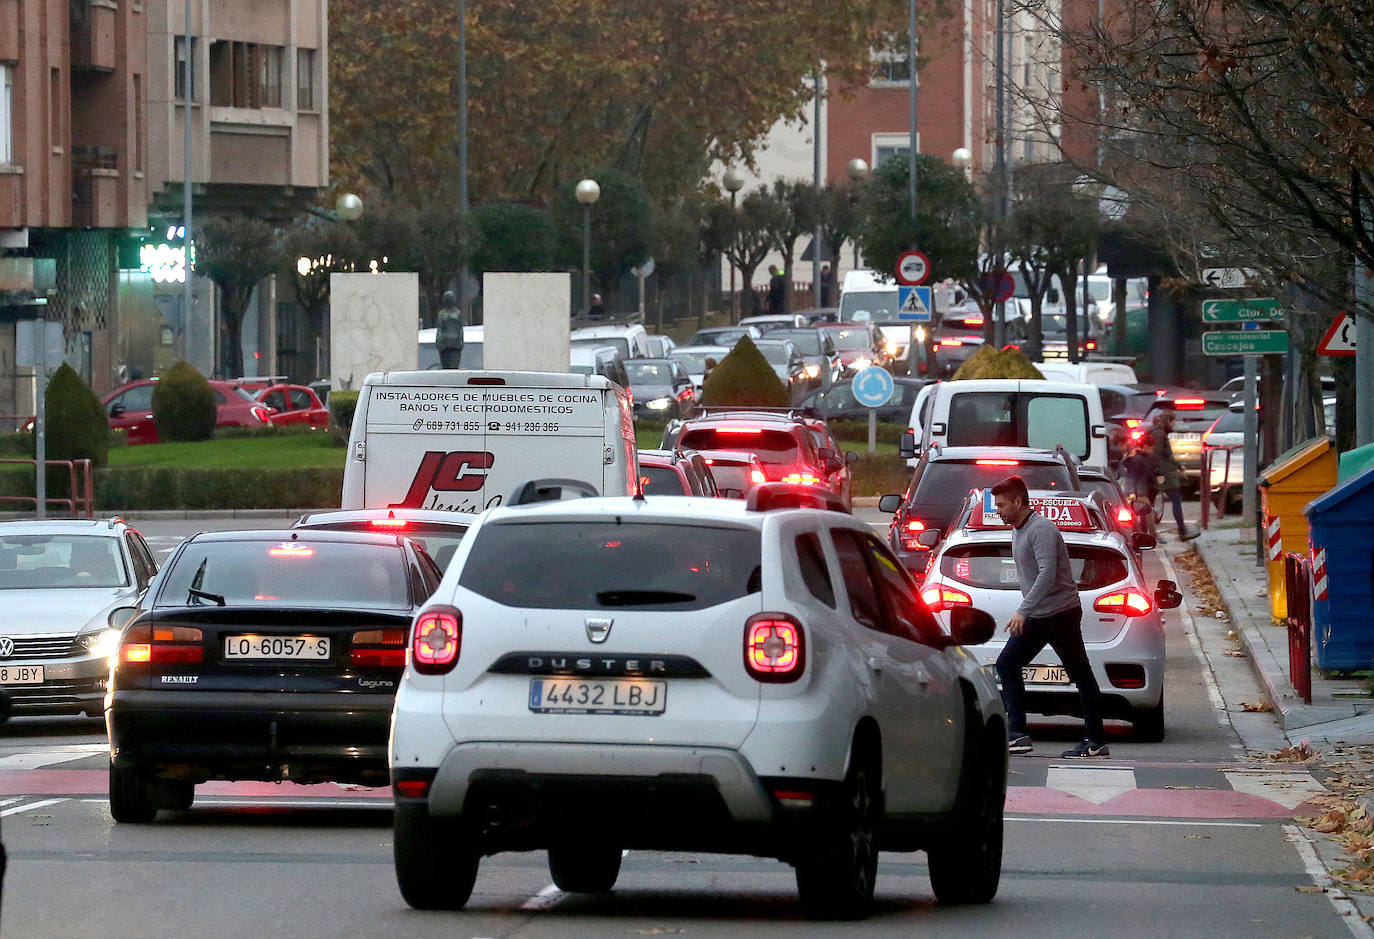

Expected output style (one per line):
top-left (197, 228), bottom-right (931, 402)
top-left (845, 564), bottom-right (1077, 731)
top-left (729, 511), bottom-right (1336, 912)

top-left (1200, 298), bottom-right (1279, 322)
top-left (1202, 329), bottom-right (1288, 355)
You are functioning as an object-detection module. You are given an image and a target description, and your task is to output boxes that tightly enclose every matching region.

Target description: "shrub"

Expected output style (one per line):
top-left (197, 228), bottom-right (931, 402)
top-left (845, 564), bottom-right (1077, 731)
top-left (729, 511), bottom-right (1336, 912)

top-left (699, 336), bottom-right (789, 408)
top-left (96, 466), bottom-right (344, 510)
top-left (45, 364), bottom-right (109, 467)
top-left (329, 390), bottom-right (359, 446)
top-left (952, 344), bottom-right (1045, 380)
top-left (152, 361), bottom-right (217, 441)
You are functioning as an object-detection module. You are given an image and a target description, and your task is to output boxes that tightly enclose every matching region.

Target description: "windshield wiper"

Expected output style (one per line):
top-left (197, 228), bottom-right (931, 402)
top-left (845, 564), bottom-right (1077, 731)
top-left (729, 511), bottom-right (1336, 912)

top-left (187, 587), bottom-right (225, 607)
top-left (596, 589), bottom-right (695, 606)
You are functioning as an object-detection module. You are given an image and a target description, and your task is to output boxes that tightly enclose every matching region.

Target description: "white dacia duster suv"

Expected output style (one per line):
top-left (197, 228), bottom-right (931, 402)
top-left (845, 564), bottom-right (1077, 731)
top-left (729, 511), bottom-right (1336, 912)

top-left (389, 484), bottom-right (1007, 918)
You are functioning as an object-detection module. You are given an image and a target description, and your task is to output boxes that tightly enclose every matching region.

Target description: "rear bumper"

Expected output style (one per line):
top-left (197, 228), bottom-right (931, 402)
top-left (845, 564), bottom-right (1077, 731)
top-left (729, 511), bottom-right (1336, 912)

top-left (108, 690), bottom-right (394, 785)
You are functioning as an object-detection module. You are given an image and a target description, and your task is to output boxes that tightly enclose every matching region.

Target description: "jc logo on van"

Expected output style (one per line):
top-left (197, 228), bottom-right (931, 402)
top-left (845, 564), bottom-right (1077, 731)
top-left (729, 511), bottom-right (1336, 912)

top-left (391, 451), bottom-right (495, 508)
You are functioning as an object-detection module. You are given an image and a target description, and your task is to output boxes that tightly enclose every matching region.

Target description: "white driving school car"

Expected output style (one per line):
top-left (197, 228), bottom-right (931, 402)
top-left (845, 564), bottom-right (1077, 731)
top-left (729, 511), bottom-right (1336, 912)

top-left (917, 490), bottom-right (1181, 741)
top-left (388, 485), bottom-right (1008, 918)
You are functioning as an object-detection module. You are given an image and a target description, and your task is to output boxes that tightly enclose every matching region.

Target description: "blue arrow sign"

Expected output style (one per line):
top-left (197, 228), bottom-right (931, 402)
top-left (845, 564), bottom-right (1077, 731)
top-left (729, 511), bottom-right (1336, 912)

top-left (852, 366), bottom-right (895, 408)
top-left (897, 286), bottom-right (933, 321)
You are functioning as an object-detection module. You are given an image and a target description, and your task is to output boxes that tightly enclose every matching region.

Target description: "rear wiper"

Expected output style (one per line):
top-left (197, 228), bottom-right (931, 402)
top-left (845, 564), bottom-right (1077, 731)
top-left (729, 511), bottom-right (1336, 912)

top-left (187, 587), bottom-right (225, 607)
top-left (596, 590), bottom-right (695, 606)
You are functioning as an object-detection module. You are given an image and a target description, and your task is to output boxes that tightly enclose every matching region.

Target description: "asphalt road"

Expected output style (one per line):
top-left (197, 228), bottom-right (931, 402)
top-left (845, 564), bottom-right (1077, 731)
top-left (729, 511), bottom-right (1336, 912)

top-left (0, 511), bottom-right (1363, 937)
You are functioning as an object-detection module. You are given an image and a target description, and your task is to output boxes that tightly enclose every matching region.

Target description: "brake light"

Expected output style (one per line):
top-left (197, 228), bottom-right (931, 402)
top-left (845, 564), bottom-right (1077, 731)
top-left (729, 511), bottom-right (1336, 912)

top-left (975, 459), bottom-right (1019, 466)
top-left (717, 427), bottom-right (763, 434)
top-left (1129, 428), bottom-right (1145, 443)
top-left (250, 405), bottom-right (272, 423)
top-left (939, 339), bottom-right (964, 347)
top-left (1086, 339), bottom-right (1097, 350)
top-left (751, 469), bottom-right (767, 484)
top-left (1116, 506), bottom-right (1134, 525)
top-left (1174, 398), bottom-right (1205, 410)
top-left (921, 584), bottom-right (972, 612)
top-left (744, 613), bottom-right (805, 682)
top-left (964, 315), bottom-right (985, 327)
top-left (370, 517), bottom-right (409, 529)
top-left (268, 543), bottom-right (315, 558)
top-left (905, 520), bottom-right (926, 531)
top-left (394, 779), bottom-right (430, 798)
top-left (412, 606), bottom-right (462, 674)
top-left (1094, 589), bottom-right (1153, 616)
top-left (118, 624), bottom-right (204, 665)
top-left (351, 628), bottom-right (408, 667)
top-left (781, 472), bottom-right (821, 485)
top-left (1125, 419), bottom-right (1141, 428)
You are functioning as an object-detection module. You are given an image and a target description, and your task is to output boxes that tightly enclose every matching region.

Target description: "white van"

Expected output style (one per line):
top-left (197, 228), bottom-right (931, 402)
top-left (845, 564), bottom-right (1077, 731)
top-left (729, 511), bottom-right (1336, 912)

top-left (1032, 361), bottom-right (1139, 386)
top-left (903, 379), bottom-right (1109, 469)
top-left (342, 370), bottom-right (638, 514)
top-left (838, 269), bottom-right (913, 374)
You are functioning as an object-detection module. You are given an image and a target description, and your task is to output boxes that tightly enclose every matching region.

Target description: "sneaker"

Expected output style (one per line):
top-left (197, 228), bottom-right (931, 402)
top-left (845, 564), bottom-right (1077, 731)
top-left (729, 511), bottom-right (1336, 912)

top-left (1061, 739), bottom-right (1110, 759)
top-left (1008, 734), bottom-right (1033, 754)
top-left (1180, 529), bottom-right (1200, 542)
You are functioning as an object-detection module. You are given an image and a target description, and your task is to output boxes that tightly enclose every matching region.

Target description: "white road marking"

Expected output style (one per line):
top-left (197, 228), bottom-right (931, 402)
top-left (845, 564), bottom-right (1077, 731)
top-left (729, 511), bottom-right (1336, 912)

top-left (519, 883), bottom-right (564, 911)
top-left (1225, 770), bottom-right (1327, 810)
top-left (0, 744), bottom-right (108, 770)
top-left (1, 798), bottom-right (66, 817)
top-left (1008, 816), bottom-right (1262, 827)
top-left (1043, 765), bottom-right (1138, 804)
top-left (1285, 823), bottom-right (1374, 939)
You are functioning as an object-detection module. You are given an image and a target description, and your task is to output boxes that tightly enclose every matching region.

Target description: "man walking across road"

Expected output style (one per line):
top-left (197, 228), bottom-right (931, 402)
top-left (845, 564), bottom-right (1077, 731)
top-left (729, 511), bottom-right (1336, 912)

top-left (992, 475), bottom-right (1108, 758)
top-left (1148, 410), bottom-right (1200, 542)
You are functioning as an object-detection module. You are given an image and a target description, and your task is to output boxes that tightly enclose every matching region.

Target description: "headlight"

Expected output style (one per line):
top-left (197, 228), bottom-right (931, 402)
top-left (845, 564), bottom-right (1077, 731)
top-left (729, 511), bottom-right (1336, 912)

top-left (915, 326), bottom-right (927, 343)
top-left (646, 397), bottom-right (672, 410)
top-left (884, 340), bottom-right (900, 356)
top-left (79, 627), bottom-right (122, 661)
top-left (851, 357), bottom-right (872, 371)
top-left (803, 364), bottom-right (820, 378)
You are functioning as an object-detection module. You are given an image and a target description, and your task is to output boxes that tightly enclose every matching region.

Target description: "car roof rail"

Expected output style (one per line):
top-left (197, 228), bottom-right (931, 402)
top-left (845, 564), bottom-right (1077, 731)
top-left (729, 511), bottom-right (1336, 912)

top-left (569, 312), bottom-right (645, 329)
top-left (690, 406), bottom-right (809, 423)
top-left (508, 478), bottom-right (601, 506)
top-left (746, 482), bottom-right (850, 514)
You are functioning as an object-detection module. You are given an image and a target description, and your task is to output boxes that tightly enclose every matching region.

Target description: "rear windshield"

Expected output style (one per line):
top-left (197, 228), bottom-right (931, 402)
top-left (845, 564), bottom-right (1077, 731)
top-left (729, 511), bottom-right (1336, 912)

top-left (940, 544), bottom-right (1129, 591)
top-left (0, 535), bottom-right (129, 589)
top-left (572, 336), bottom-right (630, 359)
top-left (639, 465), bottom-right (687, 494)
top-left (1078, 478), bottom-right (1123, 508)
top-left (1212, 410), bottom-right (1246, 434)
top-left (825, 328), bottom-right (872, 351)
top-left (705, 461), bottom-right (753, 494)
top-left (756, 344), bottom-right (791, 365)
top-left (459, 522), bottom-right (761, 609)
top-left (839, 291), bottom-right (899, 322)
top-left (944, 392), bottom-right (1090, 460)
top-left (678, 428), bottom-right (800, 464)
top-left (670, 352), bottom-right (717, 374)
top-left (156, 541), bottom-right (411, 609)
top-left (909, 461), bottom-right (1073, 524)
top-left (296, 522), bottom-right (468, 571)
top-left (769, 330), bottom-right (821, 354)
top-left (627, 362), bottom-right (673, 384)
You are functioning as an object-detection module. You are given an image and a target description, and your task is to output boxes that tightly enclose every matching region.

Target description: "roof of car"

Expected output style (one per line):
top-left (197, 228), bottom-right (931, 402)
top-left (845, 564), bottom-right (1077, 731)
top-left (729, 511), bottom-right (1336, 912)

top-left (477, 494), bottom-right (862, 528)
top-left (294, 509), bottom-right (472, 528)
top-left (678, 408), bottom-right (809, 429)
top-left (184, 528), bottom-right (408, 546)
top-left (0, 518), bottom-right (129, 535)
top-left (570, 324), bottom-right (647, 337)
top-left (669, 345), bottom-right (731, 355)
top-left (923, 445), bottom-right (1075, 464)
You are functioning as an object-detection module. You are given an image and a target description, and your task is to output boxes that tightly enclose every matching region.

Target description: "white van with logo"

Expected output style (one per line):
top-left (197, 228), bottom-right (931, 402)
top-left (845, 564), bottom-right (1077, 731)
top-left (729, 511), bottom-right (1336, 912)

top-left (341, 370), bottom-right (637, 514)
top-left (902, 379), bottom-right (1108, 469)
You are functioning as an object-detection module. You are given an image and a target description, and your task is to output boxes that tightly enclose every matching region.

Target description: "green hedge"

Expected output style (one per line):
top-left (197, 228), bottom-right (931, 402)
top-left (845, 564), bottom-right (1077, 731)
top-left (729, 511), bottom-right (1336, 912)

top-left (850, 453), bottom-right (913, 497)
top-left (329, 391), bottom-right (359, 446)
top-left (96, 467), bottom-right (344, 510)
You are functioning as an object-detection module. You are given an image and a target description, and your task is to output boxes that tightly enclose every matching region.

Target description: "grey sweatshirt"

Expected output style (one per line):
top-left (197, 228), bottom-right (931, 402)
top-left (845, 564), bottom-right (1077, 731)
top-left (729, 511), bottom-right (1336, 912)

top-left (1011, 510), bottom-right (1080, 618)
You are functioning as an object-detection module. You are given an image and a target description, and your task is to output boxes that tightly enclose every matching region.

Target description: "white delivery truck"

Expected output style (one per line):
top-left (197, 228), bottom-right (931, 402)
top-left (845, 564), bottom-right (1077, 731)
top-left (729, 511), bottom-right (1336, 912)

top-left (341, 370), bottom-right (638, 514)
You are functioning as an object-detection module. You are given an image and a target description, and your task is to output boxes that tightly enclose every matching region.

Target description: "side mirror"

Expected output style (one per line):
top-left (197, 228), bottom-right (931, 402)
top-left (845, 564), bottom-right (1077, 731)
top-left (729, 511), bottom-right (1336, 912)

top-left (1131, 531), bottom-right (1157, 551)
top-left (817, 447), bottom-right (835, 461)
top-left (899, 431), bottom-right (917, 459)
top-left (878, 494), bottom-right (903, 513)
top-left (109, 404), bottom-right (126, 417)
top-left (823, 455), bottom-right (844, 475)
top-left (108, 606), bottom-right (140, 631)
top-left (949, 606), bottom-right (996, 645)
top-left (1155, 580), bottom-right (1183, 610)
top-left (845, 451), bottom-right (859, 465)
top-left (916, 529), bottom-right (942, 548)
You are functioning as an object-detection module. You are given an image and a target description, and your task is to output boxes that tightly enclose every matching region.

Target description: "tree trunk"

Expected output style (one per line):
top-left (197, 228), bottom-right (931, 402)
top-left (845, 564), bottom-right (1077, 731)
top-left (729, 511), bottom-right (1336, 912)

top-left (1112, 277), bottom-right (1128, 354)
top-left (1058, 263), bottom-right (1079, 364)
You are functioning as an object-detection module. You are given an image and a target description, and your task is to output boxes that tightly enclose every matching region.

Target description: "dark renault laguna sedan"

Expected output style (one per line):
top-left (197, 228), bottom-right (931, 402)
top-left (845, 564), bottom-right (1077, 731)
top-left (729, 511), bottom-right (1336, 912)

top-left (105, 529), bottom-right (442, 822)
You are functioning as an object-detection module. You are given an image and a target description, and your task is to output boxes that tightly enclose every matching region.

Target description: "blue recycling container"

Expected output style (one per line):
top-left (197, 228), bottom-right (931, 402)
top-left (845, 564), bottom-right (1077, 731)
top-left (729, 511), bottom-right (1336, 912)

top-left (1304, 465), bottom-right (1374, 671)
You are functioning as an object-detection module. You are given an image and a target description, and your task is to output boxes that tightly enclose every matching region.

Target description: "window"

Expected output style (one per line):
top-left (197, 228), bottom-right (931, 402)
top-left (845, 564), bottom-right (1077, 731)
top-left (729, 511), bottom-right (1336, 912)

top-left (0, 65), bottom-right (12, 163)
top-left (796, 533), bottom-right (836, 608)
top-left (260, 45), bottom-right (283, 107)
top-left (871, 34), bottom-right (912, 84)
top-left (174, 37), bottom-right (197, 101)
top-left (50, 68), bottom-right (61, 143)
top-left (297, 48), bottom-right (316, 110)
top-left (831, 531), bottom-right (882, 628)
top-left (210, 41), bottom-right (284, 108)
top-left (133, 74), bottom-right (143, 172)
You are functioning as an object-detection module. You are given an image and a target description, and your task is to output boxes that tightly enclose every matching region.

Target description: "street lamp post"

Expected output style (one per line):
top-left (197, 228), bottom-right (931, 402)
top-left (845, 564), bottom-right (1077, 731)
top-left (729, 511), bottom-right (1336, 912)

top-left (723, 168), bottom-right (745, 321)
top-left (575, 179), bottom-right (601, 315)
top-left (845, 159), bottom-right (869, 271)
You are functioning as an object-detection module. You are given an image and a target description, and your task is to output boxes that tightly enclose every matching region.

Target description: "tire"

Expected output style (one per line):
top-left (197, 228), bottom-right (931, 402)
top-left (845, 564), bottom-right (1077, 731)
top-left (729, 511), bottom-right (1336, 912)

top-left (1134, 694), bottom-right (1166, 742)
top-left (108, 760), bottom-right (158, 824)
top-left (928, 724), bottom-right (1006, 905)
top-left (547, 843), bottom-right (622, 893)
top-left (393, 803), bottom-right (479, 910)
top-left (795, 747), bottom-right (882, 920)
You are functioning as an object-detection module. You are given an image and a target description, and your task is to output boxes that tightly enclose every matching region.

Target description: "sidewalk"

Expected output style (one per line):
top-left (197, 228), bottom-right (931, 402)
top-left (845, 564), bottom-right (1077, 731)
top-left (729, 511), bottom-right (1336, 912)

top-left (1193, 519), bottom-right (1374, 744)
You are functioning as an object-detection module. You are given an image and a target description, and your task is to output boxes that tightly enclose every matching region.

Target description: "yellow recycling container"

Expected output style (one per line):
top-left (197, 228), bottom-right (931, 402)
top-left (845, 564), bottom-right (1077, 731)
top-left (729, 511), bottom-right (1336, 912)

top-left (1258, 436), bottom-right (1337, 621)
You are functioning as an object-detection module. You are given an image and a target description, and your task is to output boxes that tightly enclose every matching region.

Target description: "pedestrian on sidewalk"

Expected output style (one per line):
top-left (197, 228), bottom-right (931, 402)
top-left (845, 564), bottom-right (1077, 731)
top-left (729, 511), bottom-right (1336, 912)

top-left (992, 475), bottom-right (1109, 759)
top-left (1149, 411), bottom-right (1200, 542)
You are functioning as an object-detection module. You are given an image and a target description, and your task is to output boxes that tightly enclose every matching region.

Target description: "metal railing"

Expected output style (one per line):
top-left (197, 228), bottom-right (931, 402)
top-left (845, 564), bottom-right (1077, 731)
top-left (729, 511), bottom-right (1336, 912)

top-left (1283, 551), bottom-right (1313, 705)
top-left (1200, 444), bottom-right (1242, 530)
top-left (0, 459), bottom-right (95, 518)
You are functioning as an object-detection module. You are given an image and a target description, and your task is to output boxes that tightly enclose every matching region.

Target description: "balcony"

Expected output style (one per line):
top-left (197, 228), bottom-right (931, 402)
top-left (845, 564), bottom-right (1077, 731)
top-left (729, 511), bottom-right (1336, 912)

top-left (71, 146), bottom-right (121, 228)
top-left (70, 0), bottom-right (119, 73)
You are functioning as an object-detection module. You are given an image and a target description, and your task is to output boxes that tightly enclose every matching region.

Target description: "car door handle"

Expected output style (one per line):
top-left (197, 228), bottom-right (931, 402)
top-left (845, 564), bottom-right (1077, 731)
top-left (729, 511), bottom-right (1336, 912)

top-left (913, 664), bottom-right (930, 685)
top-left (867, 656), bottom-right (882, 674)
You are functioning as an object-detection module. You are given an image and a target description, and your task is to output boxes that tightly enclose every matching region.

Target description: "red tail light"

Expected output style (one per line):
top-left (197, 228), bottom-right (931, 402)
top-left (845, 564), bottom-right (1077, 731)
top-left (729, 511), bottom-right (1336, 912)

top-left (1116, 506), bottom-right (1134, 525)
top-left (781, 472), bottom-right (821, 486)
top-left (939, 339), bottom-right (964, 348)
top-left (1094, 589), bottom-right (1153, 616)
top-left (119, 624), bottom-right (204, 665)
top-left (750, 469), bottom-right (767, 484)
top-left (717, 426), bottom-right (763, 434)
top-left (1086, 339), bottom-right (1097, 350)
top-left (975, 459), bottom-right (1019, 466)
top-left (412, 606), bottom-right (462, 674)
top-left (921, 584), bottom-right (972, 612)
top-left (1125, 418), bottom-right (1141, 428)
top-left (901, 518), bottom-right (927, 551)
top-left (744, 613), bottom-right (805, 682)
top-left (369, 517), bottom-right (409, 529)
top-left (1173, 398), bottom-right (1204, 410)
top-left (1129, 429), bottom-right (1145, 443)
top-left (351, 628), bottom-right (408, 667)
top-left (394, 779), bottom-right (430, 798)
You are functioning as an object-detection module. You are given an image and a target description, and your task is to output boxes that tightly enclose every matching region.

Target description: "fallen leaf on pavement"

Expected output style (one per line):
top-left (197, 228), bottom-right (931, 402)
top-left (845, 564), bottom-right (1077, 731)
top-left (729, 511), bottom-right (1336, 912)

top-left (1224, 650), bottom-right (1246, 658)
top-left (1241, 701), bottom-right (1275, 712)
top-left (1296, 884), bottom-right (1326, 893)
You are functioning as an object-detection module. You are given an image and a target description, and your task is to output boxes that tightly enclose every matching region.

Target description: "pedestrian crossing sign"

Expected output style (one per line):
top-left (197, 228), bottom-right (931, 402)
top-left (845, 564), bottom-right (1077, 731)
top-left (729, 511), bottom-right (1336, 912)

top-left (897, 286), bottom-right (932, 321)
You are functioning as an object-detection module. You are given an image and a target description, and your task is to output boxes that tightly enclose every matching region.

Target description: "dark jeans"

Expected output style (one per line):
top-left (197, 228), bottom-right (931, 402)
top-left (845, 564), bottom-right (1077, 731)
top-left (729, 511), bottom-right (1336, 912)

top-left (996, 605), bottom-right (1104, 743)
top-left (1161, 486), bottom-right (1186, 532)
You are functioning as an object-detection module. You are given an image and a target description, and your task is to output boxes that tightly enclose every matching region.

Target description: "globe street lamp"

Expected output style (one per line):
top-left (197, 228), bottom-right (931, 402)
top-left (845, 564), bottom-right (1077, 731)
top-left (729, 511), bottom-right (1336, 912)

top-left (845, 159), bottom-right (870, 270)
top-left (335, 192), bottom-right (364, 222)
top-left (722, 168), bottom-right (746, 321)
top-left (575, 179), bottom-right (601, 314)
top-left (952, 147), bottom-right (972, 177)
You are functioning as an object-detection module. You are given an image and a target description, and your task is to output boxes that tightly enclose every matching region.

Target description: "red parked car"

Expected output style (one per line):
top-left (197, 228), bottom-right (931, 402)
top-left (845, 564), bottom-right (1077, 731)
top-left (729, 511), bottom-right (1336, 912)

top-left (254, 384), bottom-right (330, 429)
top-left (102, 379), bottom-right (275, 445)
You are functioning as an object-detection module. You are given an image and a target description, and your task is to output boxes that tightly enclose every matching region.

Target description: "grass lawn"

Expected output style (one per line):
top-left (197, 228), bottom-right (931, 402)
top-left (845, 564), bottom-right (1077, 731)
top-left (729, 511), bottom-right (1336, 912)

top-left (107, 431), bottom-right (345, 470)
